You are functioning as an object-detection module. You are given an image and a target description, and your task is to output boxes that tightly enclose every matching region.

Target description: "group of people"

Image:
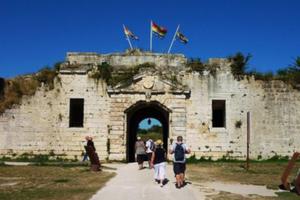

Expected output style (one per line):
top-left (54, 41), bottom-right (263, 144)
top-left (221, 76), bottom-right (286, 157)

top-left (135, 135), bottom-right (191, 188)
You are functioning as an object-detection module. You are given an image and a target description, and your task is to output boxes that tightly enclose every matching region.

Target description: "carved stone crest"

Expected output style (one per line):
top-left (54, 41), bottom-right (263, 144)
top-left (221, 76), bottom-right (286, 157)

top-left (143, 77), bottom-right (154, 89)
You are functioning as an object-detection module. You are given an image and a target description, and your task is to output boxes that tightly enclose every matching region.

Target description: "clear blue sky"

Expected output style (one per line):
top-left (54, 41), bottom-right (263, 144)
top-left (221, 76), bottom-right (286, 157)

top-left (1, 0), bottom-right (299, 78)
top-left (139, 118), bottom-right (161, 130)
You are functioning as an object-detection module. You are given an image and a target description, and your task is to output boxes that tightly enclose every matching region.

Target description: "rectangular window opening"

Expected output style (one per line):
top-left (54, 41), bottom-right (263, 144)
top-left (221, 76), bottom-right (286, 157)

top-left (69, 98), bottom-right (84, 127)
top-left (212, 100), bottom-right (226, 128)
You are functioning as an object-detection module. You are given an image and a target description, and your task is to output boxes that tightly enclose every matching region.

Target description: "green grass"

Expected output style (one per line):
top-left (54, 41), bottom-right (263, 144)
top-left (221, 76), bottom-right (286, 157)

top-left (0, 165), bottom-right (115, 200)
top-left (187, 162), bottom-right (300, 200)
top-left (137, 131), bottom-right (163, 142)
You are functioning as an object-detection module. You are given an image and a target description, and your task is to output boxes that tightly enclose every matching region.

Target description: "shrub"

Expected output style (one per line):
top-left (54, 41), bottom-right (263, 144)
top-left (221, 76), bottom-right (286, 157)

top-left (206, 63), bottom-right (219, 78)
top-left (186, 58), bottom-right (220, 77)
top-left (35, 67), bottom-right (57, 89)
top-left (0, 65), bottom-right (58, 114)
top-left (186, 58), bottom-right (206, 75)
top-left (249, 70), bottom-right (274, 81)
top-left (54, 61), bottom-right (63, 71)
top-left (90, 62), bottom-right (113, 82)
top-left (135, 62), bottom-right (156, 70)
top-left (108, 69), bottom-right (136, 87)
top-left (106, 62), bottom-right (156, 87)
top-left (274, 57), bottom-right (300, 89)
top-left (235, 120), bottom-right (242, 128)
top-left (228, 52), bottom-right (252, 80)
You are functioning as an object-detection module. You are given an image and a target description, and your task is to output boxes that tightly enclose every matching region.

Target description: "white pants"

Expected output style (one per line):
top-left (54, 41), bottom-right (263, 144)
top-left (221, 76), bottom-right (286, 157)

top-left (154, 162), bottom-right (166, 180)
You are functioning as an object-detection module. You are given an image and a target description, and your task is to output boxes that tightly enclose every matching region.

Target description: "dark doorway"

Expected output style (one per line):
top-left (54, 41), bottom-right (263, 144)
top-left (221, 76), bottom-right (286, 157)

top-left (125, 101), bottom-right (170, 162)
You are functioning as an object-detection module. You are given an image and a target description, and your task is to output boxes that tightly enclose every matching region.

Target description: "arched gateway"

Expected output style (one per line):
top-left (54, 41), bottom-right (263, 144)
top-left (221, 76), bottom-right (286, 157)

top-left (107, 72), bottom-right (190, 162)
top-left (125, 101), bottom-right (171, 162)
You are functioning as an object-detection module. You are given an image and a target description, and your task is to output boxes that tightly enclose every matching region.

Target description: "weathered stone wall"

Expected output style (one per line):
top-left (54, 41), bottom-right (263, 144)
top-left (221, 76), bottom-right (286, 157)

top-left (66, 52), bottom-right (187, 70)
top-left (184, 59), bottom-right (300, 159)
top-left (0, 52), bottom-right (300, 161)
top-left (0, 74), bottom-right (110, 160)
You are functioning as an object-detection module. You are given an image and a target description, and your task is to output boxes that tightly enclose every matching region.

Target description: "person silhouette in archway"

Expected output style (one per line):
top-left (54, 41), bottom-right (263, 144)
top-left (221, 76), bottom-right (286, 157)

top-left (135, 136), bottom-right (146, 170)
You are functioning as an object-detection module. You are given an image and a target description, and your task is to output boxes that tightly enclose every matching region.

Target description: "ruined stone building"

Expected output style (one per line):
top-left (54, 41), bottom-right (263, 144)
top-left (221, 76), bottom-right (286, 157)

top-left (1, 51), bottom-right (300, 161)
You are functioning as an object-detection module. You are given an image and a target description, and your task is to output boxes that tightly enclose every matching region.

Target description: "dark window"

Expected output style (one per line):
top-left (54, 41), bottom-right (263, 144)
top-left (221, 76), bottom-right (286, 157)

top-left (212, 100), bottom-right (226, 128)
top-left (69, 98), bottom-right (84, 127)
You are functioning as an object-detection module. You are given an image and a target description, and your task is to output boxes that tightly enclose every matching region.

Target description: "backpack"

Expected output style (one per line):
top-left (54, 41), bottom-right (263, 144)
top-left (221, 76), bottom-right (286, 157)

top-left (174, 143), bottom-right (185, 161)
top-left (149, 141), bottom-right (155, 151)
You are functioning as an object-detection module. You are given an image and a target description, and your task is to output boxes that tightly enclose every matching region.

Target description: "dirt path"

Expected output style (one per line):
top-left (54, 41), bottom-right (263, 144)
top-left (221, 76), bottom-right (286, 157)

top-left (90, 163), bottom-right (205, 200)
top-left (91, 163), bottom-right (278, 200)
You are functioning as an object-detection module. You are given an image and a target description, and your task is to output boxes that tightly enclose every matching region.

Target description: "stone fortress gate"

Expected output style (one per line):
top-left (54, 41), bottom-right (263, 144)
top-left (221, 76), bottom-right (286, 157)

top-left (0, 51), bottom-right (300, 161)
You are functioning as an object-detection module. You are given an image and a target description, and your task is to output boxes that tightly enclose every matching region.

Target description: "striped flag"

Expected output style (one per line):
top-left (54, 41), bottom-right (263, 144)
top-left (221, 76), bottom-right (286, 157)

top-left (123, 26), bottom-right (139, 40)
top-left (151, 22), bottom-right (167, 38)
top-left (176, 31), bottom-right (188, 44)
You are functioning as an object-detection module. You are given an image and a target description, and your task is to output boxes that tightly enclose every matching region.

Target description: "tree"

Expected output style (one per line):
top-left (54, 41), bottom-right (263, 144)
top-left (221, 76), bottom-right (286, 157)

top-left (289, 56), bottom-right (300, 73)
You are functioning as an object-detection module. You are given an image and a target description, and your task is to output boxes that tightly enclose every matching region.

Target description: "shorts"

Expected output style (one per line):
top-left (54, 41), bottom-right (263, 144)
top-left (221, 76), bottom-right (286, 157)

top-left (173, 162), bottom-right (186, 175)
top-left (147, 152), bottom-right (153, 161)
top-left (137, 154), bottom-right (145, 164)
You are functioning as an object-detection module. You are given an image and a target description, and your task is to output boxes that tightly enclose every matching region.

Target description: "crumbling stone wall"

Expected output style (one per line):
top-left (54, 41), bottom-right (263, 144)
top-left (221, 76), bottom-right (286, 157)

top-left (0, 52), bottom-right (299, 161)
top-left (185, 59), bottom-right (300, 160)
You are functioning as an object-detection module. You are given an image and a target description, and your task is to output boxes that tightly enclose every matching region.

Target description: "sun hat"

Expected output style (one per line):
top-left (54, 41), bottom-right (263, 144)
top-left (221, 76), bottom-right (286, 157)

top-left (137, 136), bottom-right (141, 140)
top-left (155, 139), bottom-right (163, 145)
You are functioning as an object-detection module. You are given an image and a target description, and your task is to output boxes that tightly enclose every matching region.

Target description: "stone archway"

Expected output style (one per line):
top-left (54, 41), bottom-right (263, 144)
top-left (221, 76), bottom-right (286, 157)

top-left (125, 101), bottom-right (171, 162)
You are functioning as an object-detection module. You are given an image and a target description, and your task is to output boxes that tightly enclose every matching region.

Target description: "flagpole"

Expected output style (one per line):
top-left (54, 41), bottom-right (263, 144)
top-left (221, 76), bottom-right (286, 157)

top-left (150, 20), bottom-right (153, 52)
top-left (123, 24), bottom-right (133, 50)
top-left (167, 24), bottom-right (180, 54)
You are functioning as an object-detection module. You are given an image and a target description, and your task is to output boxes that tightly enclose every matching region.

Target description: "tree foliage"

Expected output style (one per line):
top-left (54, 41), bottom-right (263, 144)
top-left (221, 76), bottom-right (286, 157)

top-left (228, 52), bottom-right (252, 80)
top-left (186, 58), bottom-right (220, 77)
top-left (275, 57), bottom-right (300, 88)
top-left (186, 58), bottom-right (206, 75)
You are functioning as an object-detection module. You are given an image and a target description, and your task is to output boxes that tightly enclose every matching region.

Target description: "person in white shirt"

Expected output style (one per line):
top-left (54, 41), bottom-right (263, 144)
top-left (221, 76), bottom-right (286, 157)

top-left (145, 138), bottom-right (154, 168)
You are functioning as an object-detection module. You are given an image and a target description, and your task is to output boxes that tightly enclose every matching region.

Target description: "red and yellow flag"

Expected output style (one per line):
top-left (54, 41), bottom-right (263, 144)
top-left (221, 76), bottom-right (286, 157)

top-left (151, 22), bottom-right (167, 38)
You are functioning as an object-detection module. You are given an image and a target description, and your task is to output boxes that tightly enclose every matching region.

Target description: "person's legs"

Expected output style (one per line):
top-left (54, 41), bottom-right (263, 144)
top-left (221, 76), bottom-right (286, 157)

top-left (177, 163), bottom-right (186, 187)
top-left (181, 163), bottom-right (186, 186)
top-left (173, 163), bottom-right (181, 188)
top-left (175, 174), bottom-right (181, 187)
top-left (141, 154), bottom-right (145, 169)
top-left (82, 152), bottom-right (88, 161)
top-left (137, 155), bottom-right (143, 169)
top-left (158, 162), bottom-right (166, 187)
top-left (280, 152), bottom-right (300, 190)
top-left (154, 164), bottom-right (159, 182)
top-left (147, 153), bottom-right (152, 168)
top-left (179, 173), bottom-right (184, 186)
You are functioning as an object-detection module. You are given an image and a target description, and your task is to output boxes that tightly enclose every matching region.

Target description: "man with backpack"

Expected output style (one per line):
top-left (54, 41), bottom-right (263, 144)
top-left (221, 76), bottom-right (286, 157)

top-left (145, 138), bottom-right (155, 168)
top-left (169, 136), bottom-right (191, 188)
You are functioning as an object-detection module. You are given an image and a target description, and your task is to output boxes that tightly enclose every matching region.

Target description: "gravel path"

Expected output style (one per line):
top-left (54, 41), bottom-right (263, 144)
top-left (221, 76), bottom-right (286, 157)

top-left (90, 163), bottom-right (205, 200)
top-left (91, 163), bottom-right (278, 200)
